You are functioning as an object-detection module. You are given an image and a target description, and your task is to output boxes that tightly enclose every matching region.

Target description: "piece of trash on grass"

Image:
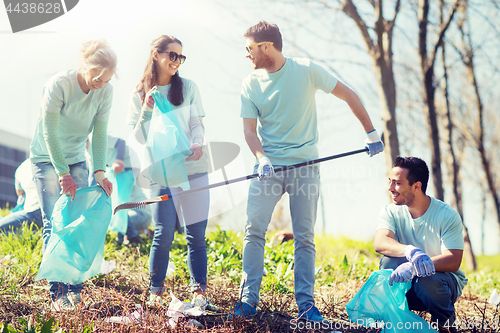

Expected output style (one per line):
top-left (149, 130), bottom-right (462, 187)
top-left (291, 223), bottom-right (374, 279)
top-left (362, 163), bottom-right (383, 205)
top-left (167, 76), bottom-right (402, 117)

top-left (99, 260), bottom-right (116, 274)
top-left (166, 292), bottom-right (207, 328)
top-left (0, 255), bottom-right (18, 266)
top-left (105, 304), bottom-right (143, 325)
top-left (166, 260), bottom-right (176, 278)
top-left (187, 319), bottom-right (204, 329)
top-left (489, 289), bottom-right (500, 305)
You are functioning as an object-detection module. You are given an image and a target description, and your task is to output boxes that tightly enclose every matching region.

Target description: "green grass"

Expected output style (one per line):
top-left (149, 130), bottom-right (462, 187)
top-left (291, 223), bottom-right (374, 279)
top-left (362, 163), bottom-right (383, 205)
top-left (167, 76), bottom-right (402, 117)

top-left (1, 209), bottom-right (499, 332)
top-left (0, 223), bottom-right (43, 299)
top-left (476, 255), bottom-right (500, 270)
top-left (462, 255), bottom-right (500, 299)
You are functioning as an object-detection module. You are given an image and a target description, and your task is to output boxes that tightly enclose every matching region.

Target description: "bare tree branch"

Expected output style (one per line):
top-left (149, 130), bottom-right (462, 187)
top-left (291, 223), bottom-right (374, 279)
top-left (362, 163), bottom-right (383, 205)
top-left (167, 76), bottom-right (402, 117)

top-left (341, 0), bottom-right (377, 55)
top-left (430, 0), bottom-right (462, 67)
top-left (387, 0), bottom-right (402, 31)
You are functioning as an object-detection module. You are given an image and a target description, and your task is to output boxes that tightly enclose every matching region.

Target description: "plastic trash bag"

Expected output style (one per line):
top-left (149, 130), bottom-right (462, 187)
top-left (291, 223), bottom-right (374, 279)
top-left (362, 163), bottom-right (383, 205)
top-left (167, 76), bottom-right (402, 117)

top-left (36, 186), bottom-right (112, 285)
top-left (105, 304), bottom-right (143, 325)
top-left (346, 270), bottom-right (437, 333)
top-left (490, 288), bottom-right (500, 305)
top-left (128, 90), bottom-right (191, 191)
top-left (11, 194), bottom-right (25, 213)
top-left (166, 292), bottom-right (207, 328)
top-left (106, 168), bottom-right (135, 234)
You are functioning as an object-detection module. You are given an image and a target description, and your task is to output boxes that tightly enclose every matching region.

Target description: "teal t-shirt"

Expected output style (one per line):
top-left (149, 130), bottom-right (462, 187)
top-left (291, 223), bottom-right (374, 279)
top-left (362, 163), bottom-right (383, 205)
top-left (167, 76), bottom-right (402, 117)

top-left (240, 57), bottom-right (338, 165)
top-left (87, 135), bottom-right (132, 169)
top-left (377, 196), bottom-right (468, 296)
top-left (30, 69), bottom-right (112, 167)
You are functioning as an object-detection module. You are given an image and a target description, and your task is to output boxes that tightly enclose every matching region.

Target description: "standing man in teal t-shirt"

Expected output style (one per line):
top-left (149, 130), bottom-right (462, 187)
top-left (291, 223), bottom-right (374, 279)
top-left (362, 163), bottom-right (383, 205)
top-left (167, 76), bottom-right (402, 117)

top-left (233, 21), bottom-right (384, 323)
top-left (374, 156), bottom-right (467, 333)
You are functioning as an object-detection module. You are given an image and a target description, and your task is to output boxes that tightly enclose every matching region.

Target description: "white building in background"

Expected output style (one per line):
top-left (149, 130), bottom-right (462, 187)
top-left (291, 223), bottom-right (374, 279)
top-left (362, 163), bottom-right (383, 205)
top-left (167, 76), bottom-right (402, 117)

top-left (0, 130), bottom-right (30, 208)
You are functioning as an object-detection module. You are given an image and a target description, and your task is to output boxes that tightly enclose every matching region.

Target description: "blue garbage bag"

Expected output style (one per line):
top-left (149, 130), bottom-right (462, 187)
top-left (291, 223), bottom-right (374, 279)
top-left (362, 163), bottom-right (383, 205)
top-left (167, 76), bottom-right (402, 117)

top-left (346, 270), bottom-right (437, 332)
top-left (36, 186), bottom-right (112, 285)
top-left (144, 90), bottom-right (191, 190)
top-left (11, 194), bottom-right (25, 213)
top-left (106, 168), bottom-right (135, 234)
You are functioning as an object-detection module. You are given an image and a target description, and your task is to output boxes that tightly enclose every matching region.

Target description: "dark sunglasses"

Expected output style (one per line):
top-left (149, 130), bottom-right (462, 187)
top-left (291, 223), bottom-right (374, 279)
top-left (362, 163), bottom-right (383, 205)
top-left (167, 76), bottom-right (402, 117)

top-left (160, 51), bottom-right (186, 64)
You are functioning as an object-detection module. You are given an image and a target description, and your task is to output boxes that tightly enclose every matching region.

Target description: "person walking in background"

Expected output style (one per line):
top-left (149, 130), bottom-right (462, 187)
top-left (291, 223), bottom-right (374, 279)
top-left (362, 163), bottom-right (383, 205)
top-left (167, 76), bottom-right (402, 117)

top-left (127, 35), bottom-right (215, 310)
top-left (87, 134), bottom-right (152, 245)
top-left (374, 157), bottom-right (467, 333)
top-left (0, 159), bottom-right (42, 234)
top-left (234, 21), bottom-right (384, 322)
top-left (30, 39), bottom-right (117, 311)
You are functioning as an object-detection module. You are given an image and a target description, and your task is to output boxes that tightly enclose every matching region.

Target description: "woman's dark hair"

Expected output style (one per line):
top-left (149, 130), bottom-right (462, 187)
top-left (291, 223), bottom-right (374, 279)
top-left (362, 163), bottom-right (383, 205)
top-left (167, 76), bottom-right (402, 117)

top-left (243, 21), bottom-right (283, 52)
top-left (135, 35), bottom-right (184, 106)
top-left (394, 157), bottom-right (430, 193)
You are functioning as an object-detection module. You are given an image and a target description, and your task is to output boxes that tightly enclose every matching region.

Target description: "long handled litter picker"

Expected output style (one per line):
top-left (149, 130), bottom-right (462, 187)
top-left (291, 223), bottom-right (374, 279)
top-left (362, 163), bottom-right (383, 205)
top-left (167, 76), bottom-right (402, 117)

top-left (113, 147), bottom-right (369, 214)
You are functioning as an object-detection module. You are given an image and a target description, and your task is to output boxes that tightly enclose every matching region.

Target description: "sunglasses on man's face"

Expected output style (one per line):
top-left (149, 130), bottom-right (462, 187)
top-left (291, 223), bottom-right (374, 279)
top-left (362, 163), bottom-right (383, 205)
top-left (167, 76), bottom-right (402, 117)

top-left (245, 41), bottom-right (274, 54)
top-left (160, 51), bottom-right (186, 64)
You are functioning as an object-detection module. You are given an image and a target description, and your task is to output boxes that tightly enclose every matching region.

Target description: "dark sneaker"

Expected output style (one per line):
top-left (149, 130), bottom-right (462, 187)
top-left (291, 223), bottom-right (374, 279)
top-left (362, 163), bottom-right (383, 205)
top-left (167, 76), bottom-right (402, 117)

top-left (228, 301), bottom-right (257, 319)
top-left (51, 295), bottom-right (74, 312)
top-left (205, 299), bottom-right (219, 312)
top-left (127, 236), bottom-right (142, 245)
top-left (68, 291), bottom-right (82, 307)
top-left (192, 294), bottom-right (219, 312)
top-left (298, 304), bottom-right (328, 322)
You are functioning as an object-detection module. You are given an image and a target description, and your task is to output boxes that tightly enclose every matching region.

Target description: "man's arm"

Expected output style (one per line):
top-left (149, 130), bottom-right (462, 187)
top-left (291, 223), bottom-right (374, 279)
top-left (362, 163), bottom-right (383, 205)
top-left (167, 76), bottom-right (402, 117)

top-left (375, 229), bottom-right (463, 272)
top-left (431, 249), bottom-right (463, 272)
top-left (243, 118), bottom-right (266, 159)
top-left (331, 81), bottom-right (375, 133)
top-left (374, 229), bottom-right (406, 257)
top-left (16, 189), bottom-right (25, 197)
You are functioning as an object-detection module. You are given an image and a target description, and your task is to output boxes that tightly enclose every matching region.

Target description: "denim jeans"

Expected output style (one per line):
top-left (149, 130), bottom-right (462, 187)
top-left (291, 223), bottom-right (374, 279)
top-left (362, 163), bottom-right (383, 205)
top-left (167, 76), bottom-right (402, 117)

top-left (0, 209), bottom-right (43, 234)
top-left (32, 161), bottom-right (88, 300)
top-left (148, 173), bottom-right (209, 294)
top-left (380, 256), bottom-right (459, 324)
top-left (240, 165), bottom-right (320, 311)
top-left (117, 209), bottom-right (152, 242)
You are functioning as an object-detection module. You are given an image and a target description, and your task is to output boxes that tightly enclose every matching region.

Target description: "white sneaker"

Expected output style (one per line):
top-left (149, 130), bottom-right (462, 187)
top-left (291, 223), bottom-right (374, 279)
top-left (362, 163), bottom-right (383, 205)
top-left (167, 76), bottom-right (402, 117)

top-left (51, 295), bottom-right (74, 312)
top-left (146, 293), bottom-right (164, 307)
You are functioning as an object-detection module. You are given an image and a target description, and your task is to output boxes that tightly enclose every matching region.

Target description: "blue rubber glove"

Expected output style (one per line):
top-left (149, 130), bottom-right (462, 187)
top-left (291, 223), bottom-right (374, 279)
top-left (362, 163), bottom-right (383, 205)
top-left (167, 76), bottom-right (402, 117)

top-left (365, 129), bottom-right (384, 157)
top-left (404, 245), bottom-right (436, 277)
top-left (389, 262), bottom-right (415, 286)
top-left (258, 156), bottom-right (275, 181)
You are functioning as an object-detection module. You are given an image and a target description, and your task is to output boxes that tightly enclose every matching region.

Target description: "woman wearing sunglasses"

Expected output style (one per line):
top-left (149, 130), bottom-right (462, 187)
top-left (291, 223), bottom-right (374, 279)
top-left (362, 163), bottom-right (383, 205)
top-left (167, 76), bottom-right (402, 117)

top-left (30, 39), bottom-right (116, 311)
top-left (127, 35), bottom-right (214, 309)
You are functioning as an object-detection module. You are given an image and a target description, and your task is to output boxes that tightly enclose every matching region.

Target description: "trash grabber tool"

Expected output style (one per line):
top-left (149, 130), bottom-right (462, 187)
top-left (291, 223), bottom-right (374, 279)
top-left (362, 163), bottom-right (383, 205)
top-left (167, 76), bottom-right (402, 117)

top-left (113, 147), bottom-right (369, 214)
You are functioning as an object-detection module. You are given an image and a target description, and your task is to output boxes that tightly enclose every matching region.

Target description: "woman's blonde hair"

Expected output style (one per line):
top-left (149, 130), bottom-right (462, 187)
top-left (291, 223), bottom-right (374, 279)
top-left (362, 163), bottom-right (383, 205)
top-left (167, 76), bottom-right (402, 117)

top-left (78, 39), bottom-right (117, 76)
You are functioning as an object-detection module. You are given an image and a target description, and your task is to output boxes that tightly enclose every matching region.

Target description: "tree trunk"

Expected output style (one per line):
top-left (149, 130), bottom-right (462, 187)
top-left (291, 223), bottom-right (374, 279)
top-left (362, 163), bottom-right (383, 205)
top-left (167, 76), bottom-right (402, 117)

top-left (467, 61), bottom-right (500, 234)
top-left (456, 5), bottom-right (500, 238)
top-left (441, 37), bottom-right (476, 270)
top-left (422, 67), bottom-right (444, 201)
top-left (342, 0), bottom-right (400, 174)
top-left (374, 38), bottom-right (400, 174)
top-left (419, 0), bottom-right (444, 201)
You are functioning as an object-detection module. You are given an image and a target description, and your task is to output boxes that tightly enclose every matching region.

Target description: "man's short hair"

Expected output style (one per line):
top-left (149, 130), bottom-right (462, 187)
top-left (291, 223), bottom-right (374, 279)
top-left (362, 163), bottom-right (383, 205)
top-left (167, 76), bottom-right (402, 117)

top-left (244, 21), bottom-right (283, 52)
top-left (394, 157), bottom-right (430, 193)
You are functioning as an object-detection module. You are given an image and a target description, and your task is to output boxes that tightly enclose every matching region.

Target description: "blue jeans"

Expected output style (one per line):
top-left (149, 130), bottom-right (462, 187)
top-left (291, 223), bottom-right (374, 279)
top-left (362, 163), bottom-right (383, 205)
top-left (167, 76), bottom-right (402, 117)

top-left (380, 256), bottom-right (459, 324)
top-left (240, 165), bottom-right (320, 311)
top-left (117, 209), bottom-right (152, 242)
top-left (149, 173), bottom-right (209, 294)
top-left (0, 209), bottom-right (43, 234)
top-left (32, 161), bottom-right (88, 300)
